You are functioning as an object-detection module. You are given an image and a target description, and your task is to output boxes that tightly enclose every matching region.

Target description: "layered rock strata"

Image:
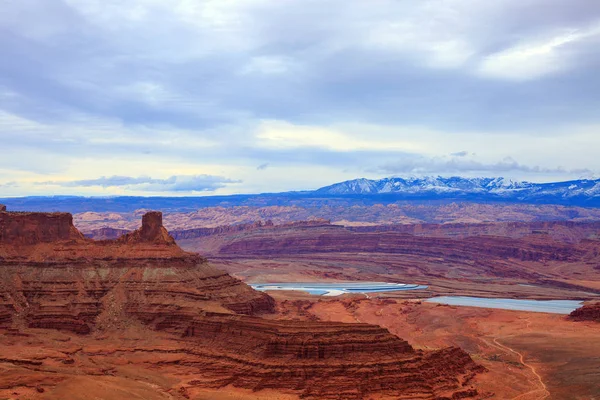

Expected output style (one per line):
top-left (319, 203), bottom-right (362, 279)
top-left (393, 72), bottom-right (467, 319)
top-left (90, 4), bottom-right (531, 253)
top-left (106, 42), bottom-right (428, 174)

top-left (0, 207), bottom-right (483, 399)
top-left (168, 219), bottom-right (600, 244)
top-left (0, 208), bottom-right (273, 333)
top-left (216, 229), bottom-right (581, 262)
top-left (174, 220), bottom-right (600, 299)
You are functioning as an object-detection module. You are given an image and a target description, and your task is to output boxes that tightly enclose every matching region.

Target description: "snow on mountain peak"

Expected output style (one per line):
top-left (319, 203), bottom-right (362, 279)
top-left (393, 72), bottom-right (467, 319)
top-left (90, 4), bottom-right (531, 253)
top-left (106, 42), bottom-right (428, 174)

top-left (315, 176), bottom-right (600, 200)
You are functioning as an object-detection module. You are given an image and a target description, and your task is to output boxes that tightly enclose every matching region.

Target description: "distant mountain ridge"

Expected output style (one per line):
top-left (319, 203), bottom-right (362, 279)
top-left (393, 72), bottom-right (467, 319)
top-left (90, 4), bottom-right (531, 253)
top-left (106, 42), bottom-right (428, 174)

top-left (3, 176), bottom-right (600, 213)
top-left (316, 176), bottom-right (600, 200)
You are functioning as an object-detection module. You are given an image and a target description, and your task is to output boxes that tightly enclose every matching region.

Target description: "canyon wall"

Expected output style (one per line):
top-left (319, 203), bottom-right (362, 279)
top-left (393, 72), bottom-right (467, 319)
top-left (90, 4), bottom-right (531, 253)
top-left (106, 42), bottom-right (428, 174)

top-left (0, 209), bottom-right (84, 245)
top-left (0, 208), bottom-right (484, 399)
top-left (215, 229), bottom-right (581, 263)
top-left (169, 219), bottom-right (600, 243)
top-left (174, 220), bottom-right (600, 292)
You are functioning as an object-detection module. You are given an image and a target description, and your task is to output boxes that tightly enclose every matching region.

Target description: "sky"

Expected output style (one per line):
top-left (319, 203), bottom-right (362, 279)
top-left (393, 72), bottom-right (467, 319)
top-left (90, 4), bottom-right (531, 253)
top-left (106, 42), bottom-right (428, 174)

top-left (1, 0), bottom-right (600, 196)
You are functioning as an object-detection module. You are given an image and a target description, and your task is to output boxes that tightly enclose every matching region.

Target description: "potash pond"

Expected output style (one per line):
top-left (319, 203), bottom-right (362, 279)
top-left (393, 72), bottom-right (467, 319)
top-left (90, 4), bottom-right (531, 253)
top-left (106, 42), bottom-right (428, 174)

top-left (250, 282), bottom-right (428, 296)
top-left (426, 296), bottom-right (583, 314)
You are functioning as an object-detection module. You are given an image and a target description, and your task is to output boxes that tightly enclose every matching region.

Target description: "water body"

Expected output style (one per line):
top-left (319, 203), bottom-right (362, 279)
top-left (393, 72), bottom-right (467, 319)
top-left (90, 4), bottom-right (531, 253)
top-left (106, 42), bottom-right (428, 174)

top-left (426, 296), bottom-right (583, 314)
top-left (250, 282), bottom-right (428, 297)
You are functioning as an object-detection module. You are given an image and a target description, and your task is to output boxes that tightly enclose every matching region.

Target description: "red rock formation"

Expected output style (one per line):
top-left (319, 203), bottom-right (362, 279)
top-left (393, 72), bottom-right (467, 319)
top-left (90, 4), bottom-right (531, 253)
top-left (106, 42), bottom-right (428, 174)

top-left (169, 219), bottom-right (329, 240)
top-left (117, 211), bottom-right (175, 245)
top-left (179, 223), bottom-right (583, 280)
top-left (0, 211), bottom-right (85, 245)
top-left (168, 315), bottom-right (483, 399)
top-left (0, 209), bottom-right (189, 263)
top-left (569, 303), bottom-right (600, 322)
top-left (170, 219), bottom-right (600, 243)
top-left (175, 221), bottom-right (600, 294)
top-left (0, 209), bottom-right (484, 399)
top-left (348, 220), bottom-right (600, 244)
top-left (216, 229), bottom-right (580, 262)
top-left (0, 210), bottom-right (273, 333)
top-left (0, 204), bottom-right (6, 212)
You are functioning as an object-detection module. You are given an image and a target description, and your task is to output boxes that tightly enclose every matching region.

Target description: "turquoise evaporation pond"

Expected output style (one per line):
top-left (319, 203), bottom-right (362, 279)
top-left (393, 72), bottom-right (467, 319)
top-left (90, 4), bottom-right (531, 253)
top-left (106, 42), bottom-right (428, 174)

top-left (250, 282), bottom-right (428, 296)
top-left (426, 296), bottom-right (583, 314)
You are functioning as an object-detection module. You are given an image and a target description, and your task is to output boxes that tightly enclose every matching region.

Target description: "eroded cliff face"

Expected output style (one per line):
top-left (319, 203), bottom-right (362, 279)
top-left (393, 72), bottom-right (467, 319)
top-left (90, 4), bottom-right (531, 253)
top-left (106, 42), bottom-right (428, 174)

top-left (173, 220), bottom-right (600, 291)
top-left (0, 209), bottom-right (84, 245)
top-left (1, 209), bottom-right (188, 262)
top-left (0, 209), bottom-right (273, 332)
top-left (0, 209), bottom-right (484, 399)
top-left (216, 229), bottom-right (581, 262)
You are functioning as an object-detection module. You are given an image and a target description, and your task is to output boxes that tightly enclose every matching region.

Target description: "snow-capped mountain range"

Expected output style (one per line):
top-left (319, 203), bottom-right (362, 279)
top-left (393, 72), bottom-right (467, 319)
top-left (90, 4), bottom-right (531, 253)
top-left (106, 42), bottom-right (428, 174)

top-left (315, 176), bottom-right (600, 201)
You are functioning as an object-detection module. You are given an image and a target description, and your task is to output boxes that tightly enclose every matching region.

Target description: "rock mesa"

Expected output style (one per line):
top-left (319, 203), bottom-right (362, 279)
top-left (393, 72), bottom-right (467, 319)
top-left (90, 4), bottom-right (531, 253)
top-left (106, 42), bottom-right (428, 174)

top-left (0, 207), bottom-right (483, 399)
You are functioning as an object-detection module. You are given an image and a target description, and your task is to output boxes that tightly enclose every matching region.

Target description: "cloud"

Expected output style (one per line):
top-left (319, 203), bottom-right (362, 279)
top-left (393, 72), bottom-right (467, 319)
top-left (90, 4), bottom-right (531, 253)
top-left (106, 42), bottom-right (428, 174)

top-left (0, 181), bottom-right (18, 188)
top-left (2, 0), bottom-right (600, 134)
top-left (375, 156), bottom-right (592, 176)
top-left (451, 151), bottom-right (469, 157)
top-left (240, 56), bottom-right (297, 75)
top-left (1, 1), bottom-right (600, 195)
top-left (38, 175), bottom-right (241, 192)
top-left (254, 120), bottom-right (421, 152)
top-left (477, 23), bottom-right (600, 80)
top-left (256, 163), bottom-right (269, 170)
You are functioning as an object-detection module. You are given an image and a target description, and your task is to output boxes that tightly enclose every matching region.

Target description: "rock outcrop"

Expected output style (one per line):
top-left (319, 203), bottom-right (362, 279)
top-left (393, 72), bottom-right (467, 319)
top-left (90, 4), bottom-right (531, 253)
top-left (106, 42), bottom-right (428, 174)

top-left (0, 210), bottom-right (85, 245)
top-left (569, 303), bottom-right (600, 322)
top-left (167, 315), bottom-right (483, 399)
top-left (0, 209), bottom-right (484, 399)
top-left (170, 219), bottom-right (330, 240)
top-left (0, 210), bottom-right (274, 333)
top-left (117, 211), bottom-right (175, 245)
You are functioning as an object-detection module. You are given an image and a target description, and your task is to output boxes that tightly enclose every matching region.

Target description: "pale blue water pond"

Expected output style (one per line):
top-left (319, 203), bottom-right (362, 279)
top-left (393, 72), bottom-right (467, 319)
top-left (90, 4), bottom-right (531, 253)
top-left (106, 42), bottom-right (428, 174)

top-left (426, 296), bottom-right (583, 314)
top-left (250, 282), bottom-right (428, 296)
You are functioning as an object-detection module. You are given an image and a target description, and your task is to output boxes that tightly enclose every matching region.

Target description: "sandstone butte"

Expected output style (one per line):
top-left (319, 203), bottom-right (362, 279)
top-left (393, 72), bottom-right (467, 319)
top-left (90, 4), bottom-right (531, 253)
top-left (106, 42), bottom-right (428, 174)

top-left (0, 205), bottom-right (484, 399)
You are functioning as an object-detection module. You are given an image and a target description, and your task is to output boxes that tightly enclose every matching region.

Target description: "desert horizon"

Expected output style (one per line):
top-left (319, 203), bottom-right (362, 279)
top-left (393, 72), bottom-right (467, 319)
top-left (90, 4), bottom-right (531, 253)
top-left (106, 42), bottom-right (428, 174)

top-left (2, 0), bottom-right (600, 398)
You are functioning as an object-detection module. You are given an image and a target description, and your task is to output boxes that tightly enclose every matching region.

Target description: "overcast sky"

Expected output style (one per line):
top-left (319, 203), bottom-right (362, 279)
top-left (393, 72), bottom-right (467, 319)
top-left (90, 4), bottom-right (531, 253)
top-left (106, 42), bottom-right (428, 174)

top-left (1, 0), bottom-right (600, 196)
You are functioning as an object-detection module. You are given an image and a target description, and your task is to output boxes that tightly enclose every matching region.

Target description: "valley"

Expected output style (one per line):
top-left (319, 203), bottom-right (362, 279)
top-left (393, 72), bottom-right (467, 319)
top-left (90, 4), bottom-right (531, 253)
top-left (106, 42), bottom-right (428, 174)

top-left (2, 202), bottom-right (600, 399)
top-left (64, 204), bottom-right (600, 399)
top-left (0, 205), bottom-right (484, 400)
top-left (170, 219), bottom-right (600, 302)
